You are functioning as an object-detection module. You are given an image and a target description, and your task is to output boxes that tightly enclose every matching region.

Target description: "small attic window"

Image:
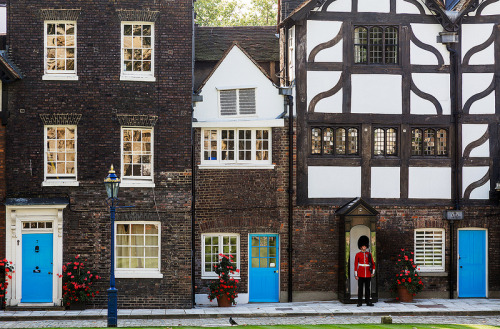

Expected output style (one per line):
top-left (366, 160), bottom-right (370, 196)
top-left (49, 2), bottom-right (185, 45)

top-left (219, 88), bottom-right (256, 116)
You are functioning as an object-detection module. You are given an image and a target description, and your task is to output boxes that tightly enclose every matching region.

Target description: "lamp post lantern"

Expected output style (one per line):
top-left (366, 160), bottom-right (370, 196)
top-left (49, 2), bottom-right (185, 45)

top-left (104, 165), bottom-right (120, 327)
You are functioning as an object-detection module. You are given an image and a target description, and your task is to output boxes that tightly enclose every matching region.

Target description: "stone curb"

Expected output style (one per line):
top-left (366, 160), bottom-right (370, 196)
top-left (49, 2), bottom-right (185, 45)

top-left (1, 310), bottom-right (499, 322)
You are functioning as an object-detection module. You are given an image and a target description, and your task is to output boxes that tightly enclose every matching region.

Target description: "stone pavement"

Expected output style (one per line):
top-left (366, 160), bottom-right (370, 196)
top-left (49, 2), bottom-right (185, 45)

top-left (0, 299), bottom-right (499, 328)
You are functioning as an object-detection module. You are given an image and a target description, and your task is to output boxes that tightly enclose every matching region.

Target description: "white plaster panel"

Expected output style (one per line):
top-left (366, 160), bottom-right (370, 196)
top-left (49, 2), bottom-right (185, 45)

top-left (409, 167), bottom-right (451, 199)
top-left (371, 167), bottom-right (400, 199)
top-left (322, 0), bottom-right (351, 12)
top-left (308, 166), bottom-right (361, 198)
top-left (358, 0), bottom-right (390, 13)
top-left (479, 2), bottom-right (500, 15)
top-left (194, 46), bottom-right (284, 122)
top-left (307, 21), bottom-right (343, 63)
top-left (410, 24), bottom-right (449, 65)
top-left (411, 73), bottom-right (450, 115)
top-left (462, 166), bottom-right (490, 200)
top-left (351, 74), bottom-right (402, 114)
top-left (307, 71), bottom-right (343, 113)
top-left (397, 0), bottom-right (431, 14)
top-left (462, 24), bottom-right (494, 65)
top-left (0, 7), bottom-right (5, 34)
top-left (462, 124), bottom-right (490, 158)
top-left (462, 73), bottom-right (495, 115)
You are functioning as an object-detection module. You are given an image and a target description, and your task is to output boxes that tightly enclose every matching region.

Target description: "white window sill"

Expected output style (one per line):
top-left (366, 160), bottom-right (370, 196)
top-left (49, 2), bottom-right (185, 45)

top-left (120, 180), bottom-right (155, 188)
top-left (199, 164), bottom-right (275, 170)
top-left (115, 271), bottom-right (163, 279)
top-left (42, 180), bottom-right (79, 187)
top-left (202, 275), bottom-right (241, 280)
top-left (419, 271), bottom-right (447, 277)
top-left (120, 75), bottom-right (156, 82)
top-left (42, 74), bottom-right (79, 81)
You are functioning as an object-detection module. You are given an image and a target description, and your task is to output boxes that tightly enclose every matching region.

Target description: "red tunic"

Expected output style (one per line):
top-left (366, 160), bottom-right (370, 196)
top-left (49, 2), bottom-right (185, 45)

top-left (354, 251), bottom-right (375, 278)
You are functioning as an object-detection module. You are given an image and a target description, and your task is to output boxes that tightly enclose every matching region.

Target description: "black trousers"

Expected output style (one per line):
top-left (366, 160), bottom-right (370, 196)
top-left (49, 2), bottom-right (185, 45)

top-left (357, 277), bottom-right (371, 305)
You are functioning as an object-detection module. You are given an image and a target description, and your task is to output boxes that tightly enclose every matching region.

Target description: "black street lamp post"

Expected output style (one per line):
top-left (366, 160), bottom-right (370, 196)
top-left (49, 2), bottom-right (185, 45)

top-left (104, 165), bottom-right (120, 327)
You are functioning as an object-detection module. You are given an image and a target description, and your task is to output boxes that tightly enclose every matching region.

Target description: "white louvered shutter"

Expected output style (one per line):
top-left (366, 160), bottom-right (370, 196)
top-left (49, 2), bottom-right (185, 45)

top-left (238, 88), bottom-right (256, 115)
top-left (414, 229), bottom-right (444, 272)
top-left (220, 90), bottom-right (237, 116)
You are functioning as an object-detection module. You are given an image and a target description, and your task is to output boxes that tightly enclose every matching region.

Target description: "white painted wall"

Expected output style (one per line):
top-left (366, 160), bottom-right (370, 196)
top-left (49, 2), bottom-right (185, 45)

top-left (371, 167), bottom-right (400, 198)
top-left (0, 6), bottom-right (5, 34)
top-left (308, 166), bottom-right (361, 198)
top-left (397, 0), bottom-right (432, 14)
top-left (194, 45), bottom-right (284, 122)
top-left (322, 0), bottom-right (351, 12)
top-left (410, 24), bottom-right (450, 66)
top-left (307, 21), bottom-right (343, 63)
top-left (409, 167), bottom-right (451, 199)
top-left (462, 24), bottom-right (495, 65)
top-left (462, 73), bottom-right (495, 115)
top-left (411, 73), bottom-right (450, 115)
top-left (358, 0), bottom-right (390, 13)
top-left (475, 1), bottom-right (500, 15)
top-left (307, 71), bottom-right (343, 113)
top-left (462, 166), bottom-right (490, 200)
top-left (462, 124), bottom-right (490, 158)
top-left (351, 74), bottom-right (402, 114)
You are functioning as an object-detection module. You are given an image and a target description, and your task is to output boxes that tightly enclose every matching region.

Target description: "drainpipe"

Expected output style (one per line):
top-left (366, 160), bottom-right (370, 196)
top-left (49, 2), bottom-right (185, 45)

top-left (287, 94), bottom-right (294, 303)
top-left (191, 0), bottom-right (196, 307)
top-left (442, 30), bottom-right (460, 300)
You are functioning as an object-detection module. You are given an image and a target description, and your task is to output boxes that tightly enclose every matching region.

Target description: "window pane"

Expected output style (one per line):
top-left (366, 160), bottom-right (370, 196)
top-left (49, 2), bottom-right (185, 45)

top-left (436, 129), bottom-right (447, 156)
top-left (411, 129), bottom-right (422, 156)
top-left (221, 129), bottom-right (235, 161)
top-left (311, 128), bottom-right (321, 154)
top-left (347, 128), bottom-right (358, 155)
top-left (335, 128), bottom-right (346, 155)
top-left (116, 223), bottom-right (160, 271)
top-left (373, 128), bottom-right (385, 156)
top-left (424, 129), bottom-right (435, 156)
top-left (323, 128), bottom-right (334, 155)
top-left (122, 128), bottom-right (153, 177)
top-left (46, 22), bottom-right (76, 72)
top-left (386, 128), bottom-right (397, 155)
top-left (238, 130), bottom-right (252, 160)
top-left (354, 27), bottom-right (367, 64)
top-left (385, 27), bottom-right (398, 64)
top-left (122, 23), bottom-right (153, 73)
top-left (256, 129), bottom-right (270, 161)
top-left (46, 125), bottom-right (76, 177)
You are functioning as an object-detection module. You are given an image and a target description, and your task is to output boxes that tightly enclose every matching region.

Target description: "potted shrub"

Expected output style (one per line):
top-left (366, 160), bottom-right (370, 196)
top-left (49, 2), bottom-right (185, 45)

top-left (208, 254), bottom-right (239, 307)
top-left (392, 249), bottom-right (424, 302)
top-left (0, 259), bottom-right (14, 309)
top-left (60, 255), bottom-right (100, 309)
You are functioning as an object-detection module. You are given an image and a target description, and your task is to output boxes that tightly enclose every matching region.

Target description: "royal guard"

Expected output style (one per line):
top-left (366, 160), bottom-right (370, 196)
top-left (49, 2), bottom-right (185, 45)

top-left (354, 238), bottom-right (375, 307)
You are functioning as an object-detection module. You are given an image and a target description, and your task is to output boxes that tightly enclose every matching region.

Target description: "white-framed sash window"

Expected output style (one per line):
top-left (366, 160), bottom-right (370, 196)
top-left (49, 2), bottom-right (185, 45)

top-left (120, 22), bottom-right (155, 81)
top-left (120, 127), bottom-right (154, 187)
top-left (201, 128), bottom-right (271, 167)
top-left (43, 21), bottom-right (78, 80)
top-left (115, 221), bottom-right (162, 278)
top-left (202, 233), bottom-right (240, 279)
top-left (43, 125), bottom-right (78, 186)
top-left (414, 228), bottom-right (445, 272)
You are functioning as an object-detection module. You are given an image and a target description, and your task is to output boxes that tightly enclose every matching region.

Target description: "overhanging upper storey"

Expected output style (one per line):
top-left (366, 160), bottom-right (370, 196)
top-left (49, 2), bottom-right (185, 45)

top-left (0, 51), bottom-right (22, 83)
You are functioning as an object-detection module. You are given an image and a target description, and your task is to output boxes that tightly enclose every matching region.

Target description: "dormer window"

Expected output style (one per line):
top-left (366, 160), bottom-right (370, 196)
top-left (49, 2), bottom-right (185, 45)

top-left (219, 88), bottom-right (256, 116)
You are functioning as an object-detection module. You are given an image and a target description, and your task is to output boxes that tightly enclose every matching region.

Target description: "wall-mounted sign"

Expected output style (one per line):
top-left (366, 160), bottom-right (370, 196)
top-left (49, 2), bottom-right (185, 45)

top-left (444, 210), bottom-right (464, 220)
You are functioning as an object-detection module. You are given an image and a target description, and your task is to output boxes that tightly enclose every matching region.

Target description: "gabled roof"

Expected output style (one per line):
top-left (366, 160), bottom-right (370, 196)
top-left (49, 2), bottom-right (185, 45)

top-left (0, 51), bottom-right (22, 83)
top-left (335, 198), bottom-right (379, 216)
top-left (196, 42), bottom-right (276, 94)
top-left (195, 26), bottom-right (279, 62)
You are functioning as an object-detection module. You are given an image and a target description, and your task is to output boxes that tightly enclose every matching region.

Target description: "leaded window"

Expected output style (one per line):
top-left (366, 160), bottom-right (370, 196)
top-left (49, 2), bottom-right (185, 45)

top-left (44, 21), bottom-right (76, 74)
top-left (414, 229), bottom-right (445, 272)
top-left (354, 25), bottom-right (398, 65)
top-left (411, 128), bottom-right (448, 156)
top-left (122, 127), bottom-right (153, 180)
top-left (373, 127), bottom-right (398, 156)
top-left (45, 125), bottom-right (77, 180)
top-left (311, 127), bottom-right (359, 156)
top-left (121, 22), bottom-right (154, 80)
top-left (202, 234), bottom-right (240, 278)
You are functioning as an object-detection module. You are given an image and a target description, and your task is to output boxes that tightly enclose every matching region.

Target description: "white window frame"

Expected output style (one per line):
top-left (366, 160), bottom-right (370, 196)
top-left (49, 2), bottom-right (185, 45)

top-left (414, 228), bottom-right (445, 272)
top-left (201, 233), bottom-right (240, 279)
top-left (200, 127), bottom-right (273, 169)
top-left (218, 88), bottom-right (256, 117)
top-left (43, 125), bottom-right (79, 187)
top-left (42, 20), bottom-right (78, 81)
top-left (115, 221), bottom-right (163, 278)
top-left (120, 126), bottom-right (155, 187)
top-left (120, 21), bottom-right (155, 82)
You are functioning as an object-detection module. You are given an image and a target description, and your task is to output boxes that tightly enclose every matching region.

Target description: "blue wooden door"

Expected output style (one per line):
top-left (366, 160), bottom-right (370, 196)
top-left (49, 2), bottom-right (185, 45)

top-left (22, 234), bottom-right (53, 302)
top-left (249, 234), bottom-right (279, 302)
top-left (458, 230), bottom-right (486, 298)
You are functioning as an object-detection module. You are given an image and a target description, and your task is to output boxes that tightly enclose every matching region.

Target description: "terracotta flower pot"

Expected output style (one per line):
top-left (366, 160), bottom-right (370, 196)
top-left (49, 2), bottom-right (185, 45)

top-left (217, 295), bottom-right (232, 307)
top-left (397, 285), bottom-right (414, 303)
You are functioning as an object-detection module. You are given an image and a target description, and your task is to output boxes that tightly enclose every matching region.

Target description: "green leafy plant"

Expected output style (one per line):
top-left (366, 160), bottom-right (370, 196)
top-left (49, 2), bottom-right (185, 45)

top-left (208, 254), bottom-right (239, 305)
top-left (59, 255), bottom-right (100, 306)
top-left (0, 259), bottom-right (14, 306)
top-left (392, 249), bottom-right (424, 296)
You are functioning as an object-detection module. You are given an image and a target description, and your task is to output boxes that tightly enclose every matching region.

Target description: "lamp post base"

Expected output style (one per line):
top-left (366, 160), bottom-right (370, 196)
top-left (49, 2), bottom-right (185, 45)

top-left (107, 288), bottom-right (118, 327)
